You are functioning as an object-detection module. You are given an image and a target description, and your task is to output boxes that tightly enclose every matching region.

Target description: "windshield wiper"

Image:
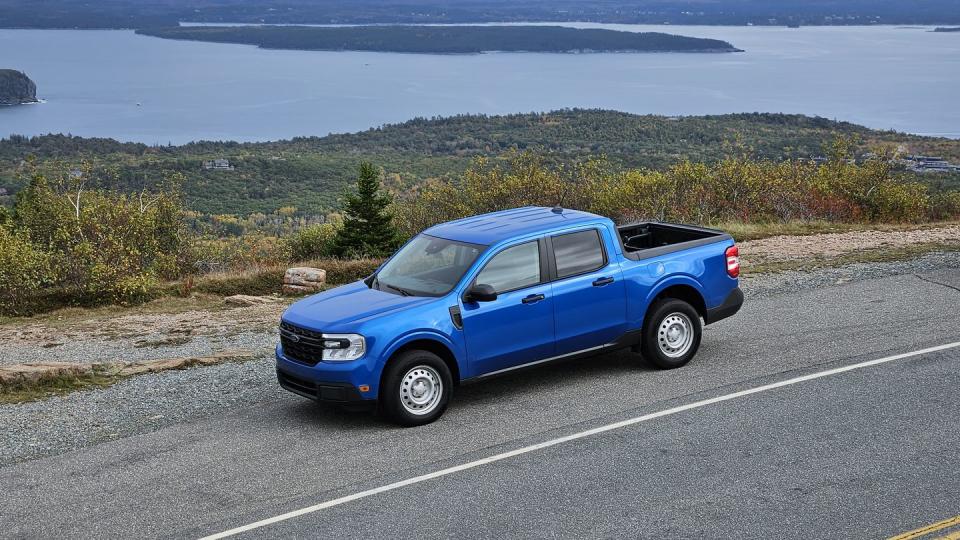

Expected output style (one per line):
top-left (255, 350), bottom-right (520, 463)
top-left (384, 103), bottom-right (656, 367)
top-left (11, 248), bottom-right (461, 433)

top-left (387, 284), bottom-right (413, 297)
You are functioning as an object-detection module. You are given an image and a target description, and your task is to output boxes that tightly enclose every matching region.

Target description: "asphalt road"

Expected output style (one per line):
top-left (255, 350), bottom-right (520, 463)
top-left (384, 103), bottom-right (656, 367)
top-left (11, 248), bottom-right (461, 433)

top-left (2, 268), bottom-right (959, 539)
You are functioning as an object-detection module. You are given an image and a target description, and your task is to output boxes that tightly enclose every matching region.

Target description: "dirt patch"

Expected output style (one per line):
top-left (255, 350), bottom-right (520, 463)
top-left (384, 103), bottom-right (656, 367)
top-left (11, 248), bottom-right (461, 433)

top-left (740, 225), bottom-right (960, 265)
top-left (0, 299), bottom-right (288, 347)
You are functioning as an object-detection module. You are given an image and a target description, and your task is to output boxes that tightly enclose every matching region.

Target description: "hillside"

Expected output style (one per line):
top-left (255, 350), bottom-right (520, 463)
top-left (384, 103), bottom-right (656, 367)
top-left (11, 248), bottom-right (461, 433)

top-left (0, 70), bottom-right (37, 106)
top-left (135, 26), bottom-right (740, 54)
top-left (2, 110), bottom-right (958, 215)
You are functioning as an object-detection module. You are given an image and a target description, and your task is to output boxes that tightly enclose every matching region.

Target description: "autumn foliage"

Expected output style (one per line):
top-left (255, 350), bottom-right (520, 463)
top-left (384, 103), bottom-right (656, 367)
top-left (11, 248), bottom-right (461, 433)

top-left (394, 144), bottom-right (959, 237)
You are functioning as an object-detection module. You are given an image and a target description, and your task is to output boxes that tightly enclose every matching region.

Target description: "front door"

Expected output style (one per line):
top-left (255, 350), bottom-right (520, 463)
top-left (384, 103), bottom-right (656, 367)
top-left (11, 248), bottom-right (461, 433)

top-left (461, 239), bottom-right (555, 376)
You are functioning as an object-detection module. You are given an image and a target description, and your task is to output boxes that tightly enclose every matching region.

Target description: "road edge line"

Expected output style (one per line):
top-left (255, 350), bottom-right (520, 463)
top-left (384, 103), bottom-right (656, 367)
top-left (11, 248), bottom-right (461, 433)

top-left (200, 341), bottom-right (960, 540)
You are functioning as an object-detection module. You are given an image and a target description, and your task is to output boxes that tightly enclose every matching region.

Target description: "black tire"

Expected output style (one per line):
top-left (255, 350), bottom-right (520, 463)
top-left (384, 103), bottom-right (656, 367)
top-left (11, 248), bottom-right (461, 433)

top-left (379, 350), bottom-right (452, 427)
top-left (640, 298), bottom-right (702, 370)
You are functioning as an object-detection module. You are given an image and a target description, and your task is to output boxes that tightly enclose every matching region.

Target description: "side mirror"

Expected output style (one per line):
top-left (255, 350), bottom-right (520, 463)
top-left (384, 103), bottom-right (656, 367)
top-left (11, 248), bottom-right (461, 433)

top-left (465, 283), bottom-right (497, 303)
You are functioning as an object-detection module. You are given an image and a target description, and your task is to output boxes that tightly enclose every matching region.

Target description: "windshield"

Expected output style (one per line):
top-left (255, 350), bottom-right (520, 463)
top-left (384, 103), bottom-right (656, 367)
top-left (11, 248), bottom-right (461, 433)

top-left (375, 234), bottom-right (485, 297)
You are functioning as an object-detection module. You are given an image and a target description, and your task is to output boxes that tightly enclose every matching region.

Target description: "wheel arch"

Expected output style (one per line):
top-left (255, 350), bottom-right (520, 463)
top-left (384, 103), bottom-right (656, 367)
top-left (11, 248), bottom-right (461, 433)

top-left (382, 336), bottom-right (462, 388)
top-left (643, 278), bottom-right (708, 328)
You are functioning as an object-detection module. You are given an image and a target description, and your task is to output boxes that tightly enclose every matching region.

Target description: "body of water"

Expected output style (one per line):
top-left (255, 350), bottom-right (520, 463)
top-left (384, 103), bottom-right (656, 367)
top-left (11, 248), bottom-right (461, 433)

top-left (1, 24), bottom-right (958, 144)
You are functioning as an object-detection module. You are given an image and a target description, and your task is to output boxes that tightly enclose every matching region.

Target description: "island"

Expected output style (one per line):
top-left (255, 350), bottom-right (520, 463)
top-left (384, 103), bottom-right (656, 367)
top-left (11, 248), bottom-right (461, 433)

top-left (0, 70), bottom-right (38, 106)
top-left (933, 27), bottom-right (960, 32)
top-left (135, 25), bottom-right (742, 54)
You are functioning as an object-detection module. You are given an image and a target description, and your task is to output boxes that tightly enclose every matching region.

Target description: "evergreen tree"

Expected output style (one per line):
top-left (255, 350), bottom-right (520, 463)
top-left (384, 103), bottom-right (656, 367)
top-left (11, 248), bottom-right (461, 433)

top-left (331, 162), bottom-right (400, 257)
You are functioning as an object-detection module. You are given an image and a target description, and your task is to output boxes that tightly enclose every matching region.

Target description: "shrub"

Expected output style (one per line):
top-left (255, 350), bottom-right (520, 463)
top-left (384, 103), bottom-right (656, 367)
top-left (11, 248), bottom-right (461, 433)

top-left (394, 148), bottom-right (960, 234)
top-left (189, 235), bottom-right (290, 274)
top-left (7, 169), bottom-right (190, 309)
top-left (929, 191), bottom-right (960, 220)
top-left (0, 226), bottom-right (52, 315)
top-left (286, 223), bottom-right (337, 261)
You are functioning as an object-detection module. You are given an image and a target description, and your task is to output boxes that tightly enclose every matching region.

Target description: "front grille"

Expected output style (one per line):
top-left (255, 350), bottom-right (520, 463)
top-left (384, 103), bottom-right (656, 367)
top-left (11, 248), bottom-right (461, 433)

top-left (279, 321), bottom-right (325, 366)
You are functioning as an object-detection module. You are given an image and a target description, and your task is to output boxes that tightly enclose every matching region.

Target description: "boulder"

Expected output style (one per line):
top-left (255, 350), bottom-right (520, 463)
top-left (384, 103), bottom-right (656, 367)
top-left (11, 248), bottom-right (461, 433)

top-left (283, 267), bottom-right (326, 294)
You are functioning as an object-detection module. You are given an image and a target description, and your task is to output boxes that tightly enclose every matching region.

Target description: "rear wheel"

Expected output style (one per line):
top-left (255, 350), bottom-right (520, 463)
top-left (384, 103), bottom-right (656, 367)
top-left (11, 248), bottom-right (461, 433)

top-left (641, 298), bottom-right (702, 369)
top-left (379, 350), bottom-right (452, 427)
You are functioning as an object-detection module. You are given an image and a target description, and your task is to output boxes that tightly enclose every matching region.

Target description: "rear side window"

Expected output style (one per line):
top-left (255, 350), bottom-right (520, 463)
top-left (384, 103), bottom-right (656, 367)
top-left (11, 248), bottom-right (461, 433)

top-left (552, 230), bottom-right (606, 278)
top-left (475, 241), bottom-right (541, 293)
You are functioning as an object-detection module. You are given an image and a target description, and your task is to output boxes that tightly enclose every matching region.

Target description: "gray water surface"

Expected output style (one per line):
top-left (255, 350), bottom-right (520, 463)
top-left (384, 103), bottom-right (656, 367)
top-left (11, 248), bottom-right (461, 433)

top-left (1, 24), bottom-right (958, 144)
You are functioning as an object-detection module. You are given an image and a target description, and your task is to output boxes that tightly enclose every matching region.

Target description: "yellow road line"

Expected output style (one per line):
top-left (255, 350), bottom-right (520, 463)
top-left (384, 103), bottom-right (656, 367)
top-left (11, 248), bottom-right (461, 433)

top-left (889, 515), bottom-right (960, 540)
top-left (934, 529), bottom-right (960, 540)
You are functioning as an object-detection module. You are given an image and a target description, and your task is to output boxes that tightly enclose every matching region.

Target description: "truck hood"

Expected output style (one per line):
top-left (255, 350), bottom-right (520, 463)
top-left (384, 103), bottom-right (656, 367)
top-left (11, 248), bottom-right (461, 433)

top-left (282, 281), bottom-right (433, 330)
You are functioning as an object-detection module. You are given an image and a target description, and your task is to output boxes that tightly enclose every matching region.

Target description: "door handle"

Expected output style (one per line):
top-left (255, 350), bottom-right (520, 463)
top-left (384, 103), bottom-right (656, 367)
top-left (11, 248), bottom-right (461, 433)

top-left (593, 277), bottom-right (615, 287)
top-left (521, 293), bottom-right (545, 304)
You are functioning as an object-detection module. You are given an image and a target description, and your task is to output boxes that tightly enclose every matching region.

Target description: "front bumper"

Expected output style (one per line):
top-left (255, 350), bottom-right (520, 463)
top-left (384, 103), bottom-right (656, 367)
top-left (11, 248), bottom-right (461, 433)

top-left (275, 344), bottom-right (376, 403)
top-left (276, 369), bottom-right (366, 403)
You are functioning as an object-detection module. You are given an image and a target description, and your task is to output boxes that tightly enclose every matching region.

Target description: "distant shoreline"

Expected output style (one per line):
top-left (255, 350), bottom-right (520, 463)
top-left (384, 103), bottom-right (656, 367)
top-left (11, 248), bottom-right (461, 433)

top-left (134, 25), bottom-right (742, 54)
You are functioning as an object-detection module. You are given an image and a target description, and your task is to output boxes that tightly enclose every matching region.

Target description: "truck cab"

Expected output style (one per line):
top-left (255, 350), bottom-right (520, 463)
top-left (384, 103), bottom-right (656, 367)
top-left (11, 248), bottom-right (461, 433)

top-left (277, 206), bottom-right (743, 426)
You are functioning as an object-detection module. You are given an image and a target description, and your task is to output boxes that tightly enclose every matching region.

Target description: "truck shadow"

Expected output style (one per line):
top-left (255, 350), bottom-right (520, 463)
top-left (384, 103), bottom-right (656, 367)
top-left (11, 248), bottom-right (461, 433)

top-left (454, 348), bottom-right (652, 406)
top-left (279, 348), bottom-right (658, 429)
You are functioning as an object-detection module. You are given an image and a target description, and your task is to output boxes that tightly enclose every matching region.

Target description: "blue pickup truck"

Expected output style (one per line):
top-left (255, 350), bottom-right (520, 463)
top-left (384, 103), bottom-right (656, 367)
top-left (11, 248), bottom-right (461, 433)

top-left (277, 206), bottom-right (743, 426)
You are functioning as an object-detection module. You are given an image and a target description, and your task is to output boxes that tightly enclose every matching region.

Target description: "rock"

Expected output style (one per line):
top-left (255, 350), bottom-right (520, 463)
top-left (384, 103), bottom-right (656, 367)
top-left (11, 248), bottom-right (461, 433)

top-left (0, 351), bottom-right (256, 390)
top-left (282, 284), bottom-right (317, 295)
top-left (224, 294), bottom-right (280, 307)
top-left (113, 350), bottom-right (254, 375)
top-left (0, 362), bottom-right (90, 386)
top-left (283, 267), bottom-right (325, 294)
top-left (0, 69), bottom-right (38, 106)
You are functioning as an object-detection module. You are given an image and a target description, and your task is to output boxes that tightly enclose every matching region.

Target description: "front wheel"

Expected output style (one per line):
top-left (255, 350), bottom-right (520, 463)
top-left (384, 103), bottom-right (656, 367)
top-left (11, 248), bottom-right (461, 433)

top-left (640, 298), bottom-right (702, 369)
top-left (379, 350), bottom-right (452, 427)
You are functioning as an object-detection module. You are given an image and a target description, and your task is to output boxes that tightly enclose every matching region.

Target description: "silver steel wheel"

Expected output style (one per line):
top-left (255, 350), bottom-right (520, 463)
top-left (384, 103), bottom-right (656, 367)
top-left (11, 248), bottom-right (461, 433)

top-left (399, 365), bottom-right (443, 416)
top-left (657, 312), bottom-right (694, 358)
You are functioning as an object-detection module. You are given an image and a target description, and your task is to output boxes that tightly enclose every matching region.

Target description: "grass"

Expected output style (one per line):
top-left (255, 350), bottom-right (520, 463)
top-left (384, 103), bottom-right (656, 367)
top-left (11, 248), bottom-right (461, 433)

top-left (0, 257), bottom-right (382, 323)
top-left (0, 368), bottom-right (124, 405)
top-left (715, 220), bottom-right (960, 242)
top-left (165, 257), bottom-right (382, 297)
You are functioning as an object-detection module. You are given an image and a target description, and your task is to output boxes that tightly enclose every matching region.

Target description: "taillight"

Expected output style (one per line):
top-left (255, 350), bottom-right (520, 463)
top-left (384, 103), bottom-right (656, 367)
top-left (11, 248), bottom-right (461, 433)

top-left (725, 245), bottom-right (740, 278)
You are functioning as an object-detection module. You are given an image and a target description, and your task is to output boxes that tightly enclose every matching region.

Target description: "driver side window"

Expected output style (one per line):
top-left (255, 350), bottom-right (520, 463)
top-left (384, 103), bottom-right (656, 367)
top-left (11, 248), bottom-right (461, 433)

top-left (475, 241), bottom-right (541, 294)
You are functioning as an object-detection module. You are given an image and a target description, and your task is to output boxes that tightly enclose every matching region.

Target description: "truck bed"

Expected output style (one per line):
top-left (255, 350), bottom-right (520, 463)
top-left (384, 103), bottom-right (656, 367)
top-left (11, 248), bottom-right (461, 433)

top-left (617, 222), bottom-right (731, 261)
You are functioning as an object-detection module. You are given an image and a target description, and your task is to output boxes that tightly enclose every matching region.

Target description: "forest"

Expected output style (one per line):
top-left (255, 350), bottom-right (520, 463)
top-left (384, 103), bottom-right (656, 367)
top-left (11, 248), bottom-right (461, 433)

top-left (2, 111), bottom-right (959, 217)
top-left (135, 25), bottom-right (739, 54)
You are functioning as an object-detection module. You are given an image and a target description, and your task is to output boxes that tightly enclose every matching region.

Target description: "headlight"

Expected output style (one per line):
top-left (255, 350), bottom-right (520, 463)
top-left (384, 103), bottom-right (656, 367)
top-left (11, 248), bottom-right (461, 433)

top-left (320, 333), bottom-right (366, 361)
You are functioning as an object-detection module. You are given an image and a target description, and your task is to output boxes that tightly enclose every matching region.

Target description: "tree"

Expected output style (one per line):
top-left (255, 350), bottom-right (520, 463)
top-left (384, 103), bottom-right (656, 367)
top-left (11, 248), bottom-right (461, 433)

top-left (331, 162), bottom-right (400, 257)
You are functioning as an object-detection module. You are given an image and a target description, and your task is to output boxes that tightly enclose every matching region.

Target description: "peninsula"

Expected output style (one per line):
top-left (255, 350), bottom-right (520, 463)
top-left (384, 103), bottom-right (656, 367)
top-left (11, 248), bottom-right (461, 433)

top-left (0, 70), bottom-right (38, 106)
top-left (135, 25), bottom-right (742, 54)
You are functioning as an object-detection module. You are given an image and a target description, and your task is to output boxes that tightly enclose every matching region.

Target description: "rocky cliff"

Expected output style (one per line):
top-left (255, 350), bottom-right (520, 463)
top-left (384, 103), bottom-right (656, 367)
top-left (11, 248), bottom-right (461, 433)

top-left (0, 69), bottom-right (38, 105)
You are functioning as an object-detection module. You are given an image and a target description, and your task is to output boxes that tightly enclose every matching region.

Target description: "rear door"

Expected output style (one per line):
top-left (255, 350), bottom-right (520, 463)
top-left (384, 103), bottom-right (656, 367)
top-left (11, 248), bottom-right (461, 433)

top-left (549, 228), bottom-right (627, 355)
top-left (461, 239), bottom-right (555, 375)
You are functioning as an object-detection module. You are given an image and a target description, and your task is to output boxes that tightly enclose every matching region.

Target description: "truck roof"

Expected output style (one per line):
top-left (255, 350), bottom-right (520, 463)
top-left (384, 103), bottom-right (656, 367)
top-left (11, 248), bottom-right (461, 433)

top-left (424, 206), bottom-right (605, 245)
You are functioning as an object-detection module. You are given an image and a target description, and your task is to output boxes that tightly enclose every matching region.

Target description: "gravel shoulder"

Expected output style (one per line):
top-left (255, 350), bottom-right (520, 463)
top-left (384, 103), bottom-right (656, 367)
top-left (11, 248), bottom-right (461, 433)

top-left (0, 301), bottom-right (286, 367)
top-left (1, 228), bottom-right (959, 467)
